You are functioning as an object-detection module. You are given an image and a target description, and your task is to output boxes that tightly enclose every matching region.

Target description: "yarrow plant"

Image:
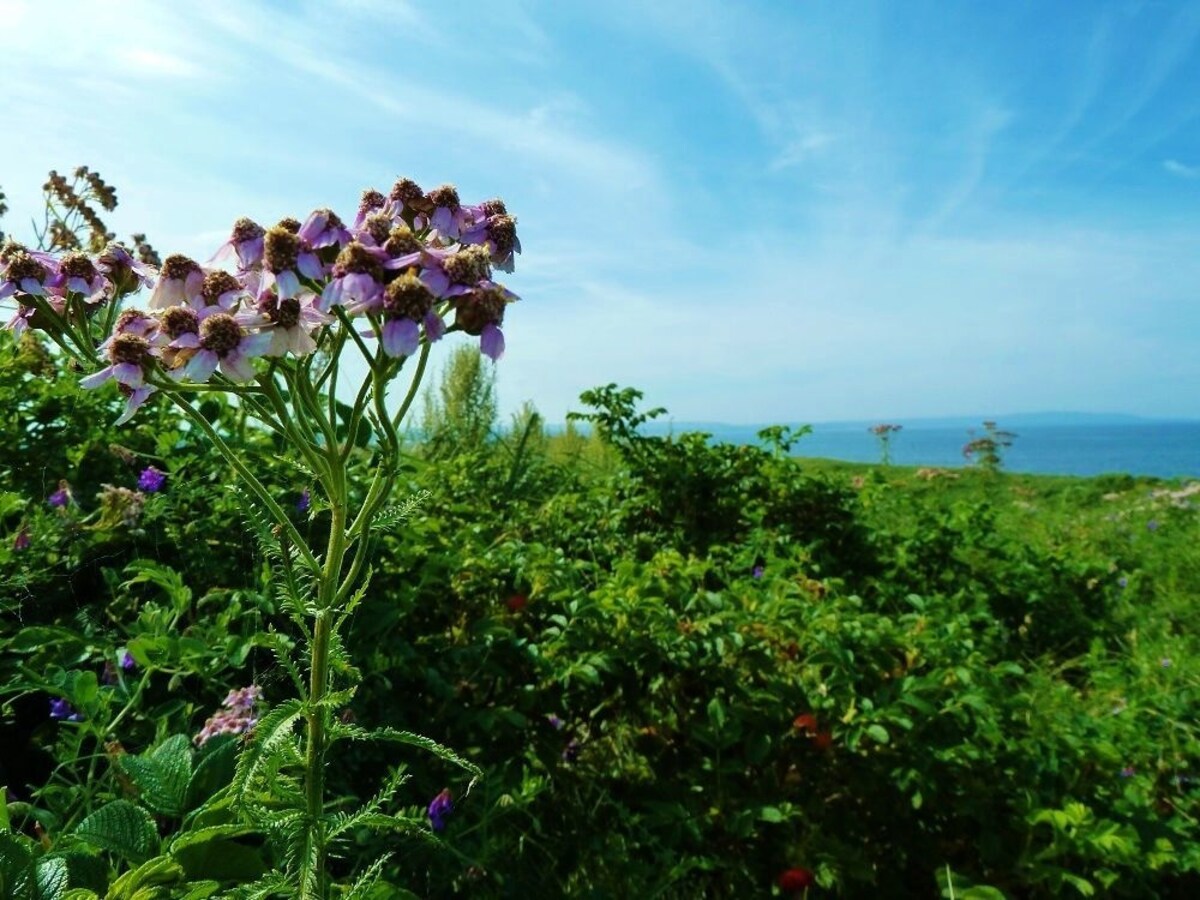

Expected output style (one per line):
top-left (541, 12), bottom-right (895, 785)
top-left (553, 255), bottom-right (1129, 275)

top-left (1, 175), bottom-right (519, 896)
top-left (868, 422), bottom-right (903, 466)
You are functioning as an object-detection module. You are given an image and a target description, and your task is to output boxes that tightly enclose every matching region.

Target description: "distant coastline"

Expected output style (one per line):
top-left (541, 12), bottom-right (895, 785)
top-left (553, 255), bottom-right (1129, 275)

top-left (553, 415), bottom-right (1200, 479)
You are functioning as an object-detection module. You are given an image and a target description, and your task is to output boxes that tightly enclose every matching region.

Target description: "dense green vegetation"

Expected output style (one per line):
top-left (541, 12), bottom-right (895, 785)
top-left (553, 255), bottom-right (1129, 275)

top-left (3, 334), bottom-right (1199, 897)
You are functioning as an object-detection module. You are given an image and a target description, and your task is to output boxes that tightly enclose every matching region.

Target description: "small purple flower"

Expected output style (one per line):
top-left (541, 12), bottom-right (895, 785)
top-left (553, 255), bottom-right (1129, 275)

top-left (121, 650), bottom-right (137, 671)
top-left (175, 312), bottom-right (272, 383)
top-left (195, 685), bottom-right (262, 746)
top-left (296, 489), bottom-right (311, 514)
top-left (210, 217), bottom-right (266, 271)
top-left (148, 254), bottom-right (205, 310)
top-left (546, 713), bottom-right (565, 730)
top-left (1118, 576), bottom-right (1128, 589)
top-left (1120, 766), bottom-right (1136, 778)
top-left (1147, 520), bottom-right (1160, 532)
top-left (427, 788), bottom-right (453, 832)
top-left (298, 207), bottom-right (351, 250)
top-left (48, 481), bottom-right (72, 508)
top-left (752, 565), bottom-right (765, 579)
top-left (138, 466), bottom-right (167, 493)
top-left (49, 698), bottom-right (83, 722)
top-left (12, 527), bottom-right (30, 551)
top-left (263, 225), bottom-right (324, 299)
top-left (562, 738), bottom-right (581, 763)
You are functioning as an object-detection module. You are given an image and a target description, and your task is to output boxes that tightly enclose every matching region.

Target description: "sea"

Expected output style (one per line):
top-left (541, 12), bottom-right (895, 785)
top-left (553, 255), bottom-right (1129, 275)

top-left (638, 419), bottom-right (1200, 480)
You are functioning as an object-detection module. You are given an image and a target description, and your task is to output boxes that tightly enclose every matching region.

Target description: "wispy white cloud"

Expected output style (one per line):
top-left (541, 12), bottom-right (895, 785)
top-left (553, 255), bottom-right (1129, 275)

top-left (1163, 158), bottom-right (1200, 179)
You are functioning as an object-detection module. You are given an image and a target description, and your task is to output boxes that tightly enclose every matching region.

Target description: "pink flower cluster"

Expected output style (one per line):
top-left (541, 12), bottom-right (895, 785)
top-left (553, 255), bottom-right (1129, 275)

top-left (194, 684), bottom-right (263, 747)
top-left (1, 179), bottom-right (520, 424)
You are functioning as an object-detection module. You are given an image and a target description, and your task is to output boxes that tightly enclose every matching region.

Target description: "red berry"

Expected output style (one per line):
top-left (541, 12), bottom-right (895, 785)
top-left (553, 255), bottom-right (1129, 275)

top-left (506, 594), bottom-right (528, 613)
top-left (778, 867), bottom-right (815, 892)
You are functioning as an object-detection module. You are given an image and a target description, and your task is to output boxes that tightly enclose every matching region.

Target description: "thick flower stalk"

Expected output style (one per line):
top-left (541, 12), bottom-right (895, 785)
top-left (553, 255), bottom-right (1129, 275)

top-left (0, 178), bottom-right (519, 897)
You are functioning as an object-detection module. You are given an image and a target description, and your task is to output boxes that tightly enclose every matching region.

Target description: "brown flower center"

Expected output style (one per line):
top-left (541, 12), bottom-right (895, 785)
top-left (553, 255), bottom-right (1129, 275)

top-left (384, 225), bottom-right (420, 257)
top-left (264, 226), bottom-right (300, 273)
top-left (231, 217), bottom-right (264, 243)
top-left (161, 306), bottom-right (200, 339)
top-left (161, 254), bottom-right (200, 282)
top-left (110, 334), bottom-right (151, 366)
top-left (383, 272), bottom-right (434, 320)
top-left (202, 270), bottom-right (242, 305)
top-left (199, 313), bottom-right (244, 356)
top-left (333, 241), bottom-right (382, 277)
top-left (60, 252), bottom-right (98, 281)
top-left (443, 245), bottom-right (491, 286)
top-left (5, 252), bottom-right (46, 284)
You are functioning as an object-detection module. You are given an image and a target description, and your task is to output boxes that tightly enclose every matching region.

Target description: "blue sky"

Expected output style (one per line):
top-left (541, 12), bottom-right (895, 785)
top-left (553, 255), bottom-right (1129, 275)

top-left (2, 0), bottom-right (1199, 423)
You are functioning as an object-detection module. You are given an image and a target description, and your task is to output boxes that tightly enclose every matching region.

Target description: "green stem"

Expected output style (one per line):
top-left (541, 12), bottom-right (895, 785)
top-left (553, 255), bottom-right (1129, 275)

top-left (302, 476), bottom-right (347, 898)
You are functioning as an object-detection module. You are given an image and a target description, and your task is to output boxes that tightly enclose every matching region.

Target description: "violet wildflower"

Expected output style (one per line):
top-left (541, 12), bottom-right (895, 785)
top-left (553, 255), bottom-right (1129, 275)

top-left (299, 207), bottom-right (351, 250)
top-left (97, 241), bottom-right (154, 295)
top-left (138, 466), bottom-right (167, 493)
top-left (1147, 520), bottom-right (1160, 532)
top-left (424, 184), bottom-right (468, 239)
top-left (54, 251), bottom-right (107, 302)
top-left (353, 188), bottom-right (387, 229)
top-left (374, 270), bottom-right (441, 358)
top-left (12, 527), bottom-right (30, 551)
top-left (296, 489), bottom-right (311, 514)
top-left (0, 248), bottom-right (56, 301)
top-left (122, 650), bottom-right (137, 671)
top-left (322, 241), bottom-right (386, 310)
top-left (461, 209), bottom-right (521, 273)
top-left (111, 307), bottom-right (159, 340)
top-left (263, 225), bottom-right (323, 299)
top-left (1118, 576), bottom-right (1128, 589)
top-left (427, 788), bottom-right (453, 832)
top-left (452, 282), bottom-right (517, 361)
top-left (386, 177), bottom-right (426, 221)
top-left (195, 685), bottom-right (262, 746)
top-left (48, 480), bottom-right (73, 508)
top-left (1120, 766), bottom-right (1136, 778)
top-left (546, 713), bottom-right (565, 730)
top-left (81, 333), bottom-right (156, 391)
top-left (562, 738), bottom-right (581, 763)
top-left (200, 269), bottom-right (247, 310)
top-left (210, 217), bottom-right (266, 271)
top-left (49, 698), bottom-right (83, 722)
top-left (148, 254), bottom-right (204, 310)
top-left (257, 290), bottom-right (329, 357)
top-left (177, 312), bottom-right (272, 383)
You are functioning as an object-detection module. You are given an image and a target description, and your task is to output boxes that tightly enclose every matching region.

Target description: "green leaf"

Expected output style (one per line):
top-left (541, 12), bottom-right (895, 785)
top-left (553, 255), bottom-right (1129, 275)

top-left (120, 736), bottom-right (193, 817)
top-left (866, 724), bottom-right (890, 745)
top-left (351, 728), bottom-right (482, 780)
top-left (34, 856), bottom-right (70, 900)
top-left (103, 855), bottom-right (182, 899)
top-left (73, 800), bottom-right (159, 864)
top-left (0, 832), bottom-right (35, 895)
top-left (184, 737), bottom-right (239, 813)
top-left (172, 832), bottom-right (265, 883)
top-left (231, 700), bottom-right (304, 800)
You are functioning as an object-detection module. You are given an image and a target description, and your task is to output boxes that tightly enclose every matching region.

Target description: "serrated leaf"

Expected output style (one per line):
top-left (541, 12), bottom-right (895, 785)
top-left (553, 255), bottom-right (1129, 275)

top-left (74, 801), bottom-right (159, 864)
top-left (184, 737), bottom-right (239, 813)
top-left (231, 700), bottom-right (304, 801)
top-left (0, 833), bottom-right (35, 894)
top-left (120, 736), bottom-right (193, 817)
top-left (350, 728), bottom-right (481, 779)
top-left (35, 856), bottom-right (70, 900)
